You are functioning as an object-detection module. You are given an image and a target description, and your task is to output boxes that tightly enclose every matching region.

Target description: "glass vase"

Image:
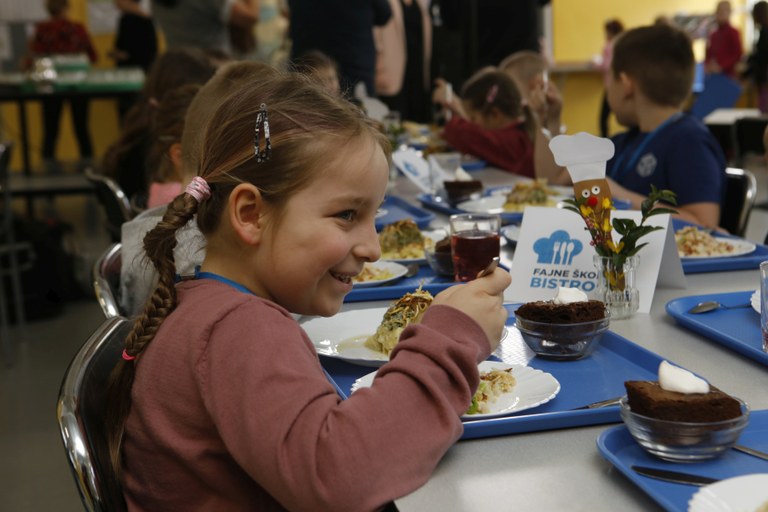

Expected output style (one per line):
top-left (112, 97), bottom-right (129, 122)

top-left (593, 254), bottom-right (640, 319)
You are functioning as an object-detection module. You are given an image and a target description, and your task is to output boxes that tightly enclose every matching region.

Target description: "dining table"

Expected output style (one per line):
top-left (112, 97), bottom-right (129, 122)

top-left (330, 165), bottom-right (768, 511)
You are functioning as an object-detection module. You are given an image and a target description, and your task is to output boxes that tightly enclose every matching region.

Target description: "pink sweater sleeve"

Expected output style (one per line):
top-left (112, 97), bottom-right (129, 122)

top-left (198, 302), bottom-right (491, 511)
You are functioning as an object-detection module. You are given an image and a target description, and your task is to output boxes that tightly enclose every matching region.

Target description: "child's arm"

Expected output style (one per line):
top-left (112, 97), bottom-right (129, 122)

top-left (533, 128), bottom-right (570, 185)
top-left (432, 78), bottom-right (468, 119)
top-left (607, 177), bottom-right (721, 229)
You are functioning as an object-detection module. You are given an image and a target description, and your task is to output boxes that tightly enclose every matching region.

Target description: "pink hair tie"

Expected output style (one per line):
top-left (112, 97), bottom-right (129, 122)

top-left (122, 349), bottom-right (136, 361)
top-left (186, 176), bottom-right (211, 203)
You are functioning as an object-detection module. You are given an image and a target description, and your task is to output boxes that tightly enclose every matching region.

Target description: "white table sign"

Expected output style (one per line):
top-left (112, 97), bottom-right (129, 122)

top-left (507, 207), bottom-right (685, 313)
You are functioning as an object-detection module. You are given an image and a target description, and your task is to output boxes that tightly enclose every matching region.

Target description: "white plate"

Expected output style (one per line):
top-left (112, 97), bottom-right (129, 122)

top-left (679, 238), bottom-right (757, 259)
top-left (458, 195), bottom-right (566, 214)
top-left (688, 474), bottom-right (768, 512)
top-left (350, 360), bottom-right (560, 419)
top-left (500, 225), bottom-right (520, 246)
top-left (380, 229), bottom-right (447, 265)
top-left (752, 289), bottom-right (761, 314)
top-left (303, 307), bottom-right (510, 367)
top-left (352, 261), bottom-right (408, 288)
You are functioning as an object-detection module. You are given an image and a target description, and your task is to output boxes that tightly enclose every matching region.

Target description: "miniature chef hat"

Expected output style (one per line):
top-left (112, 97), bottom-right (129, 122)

top-left (549, 132), bottom-right (615, 183)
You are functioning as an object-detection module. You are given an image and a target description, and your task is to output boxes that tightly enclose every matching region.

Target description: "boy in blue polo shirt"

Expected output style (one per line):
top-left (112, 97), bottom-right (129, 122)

top-left (540, 24), bottom-right (726, 229)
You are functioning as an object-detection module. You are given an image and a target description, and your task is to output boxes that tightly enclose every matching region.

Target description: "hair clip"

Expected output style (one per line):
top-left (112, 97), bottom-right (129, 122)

top-left (485, 85), bottom-right (499, 105)
top-left (254, 103), bottom-right (271, 163)
top-left (122, 349), bottom-right (136, 361)
top-left (186, 176), bottom-right (211, 203)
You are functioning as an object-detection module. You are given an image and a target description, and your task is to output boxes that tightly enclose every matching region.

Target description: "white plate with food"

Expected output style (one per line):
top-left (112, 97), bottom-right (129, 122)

top-left (379, 228), bottom-right (446, 265)
top-left (352, 261), bottom-right (408, 288)
top-left (458, 194), bottom-right (567, 214)
top-left (679, 238), bottom-right (756, 259)
top-left (303, 306), bottom-right (511, 367)
top-left (350, 361), bottom-right (560, 420)
top-left (688, 474), bottom-right (768, 512)
top-left (752, 289), bottom-right (761, 314)
top-left (676, 226), bottom-right (757, 259)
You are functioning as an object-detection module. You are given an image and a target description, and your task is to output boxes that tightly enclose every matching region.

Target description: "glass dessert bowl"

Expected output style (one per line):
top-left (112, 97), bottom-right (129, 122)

top-left (514, 311), bottom-right (610, 360)
top-left (619, 396), bottom-right (750, 462)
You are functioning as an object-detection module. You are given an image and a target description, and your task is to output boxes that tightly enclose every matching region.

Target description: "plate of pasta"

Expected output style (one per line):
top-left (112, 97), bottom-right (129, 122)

top-left (350, 361), bottom-right (560, 420)
top-left (378, 220), bottom-right (445, 264)
top-left (675, 226), bottom-right (756, 259)
top-left (352, 261), bottom-right (408, 288)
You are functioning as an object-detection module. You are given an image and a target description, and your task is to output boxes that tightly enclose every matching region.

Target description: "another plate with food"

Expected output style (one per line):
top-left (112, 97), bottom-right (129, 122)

top-left (350, 361), bottom-right (560, 420)
top-left (304, 289), bottom-right (509, 367)
top-left (460, 179), bottom-right (566, 214)
top-left (675, 226), bottom-right (756, 259)
top-left (379, 219), bottom-right (444, 264)
top-left (352, 261), bottom-right (409, 288)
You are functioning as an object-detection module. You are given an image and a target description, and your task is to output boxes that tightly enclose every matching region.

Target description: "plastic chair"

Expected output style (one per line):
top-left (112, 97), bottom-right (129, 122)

top-left (93, 243), bottom-right (124, 319)
top-left (57, 315), bottom-right (130, 512)
top-left (719, 167), bottom-right (757, 237)
top-left (84, 168), bottom-right (133, 243)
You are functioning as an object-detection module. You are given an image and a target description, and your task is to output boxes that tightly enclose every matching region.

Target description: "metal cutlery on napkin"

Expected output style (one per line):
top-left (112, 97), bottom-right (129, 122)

top-left (631, 465), bottom-right (719, 486)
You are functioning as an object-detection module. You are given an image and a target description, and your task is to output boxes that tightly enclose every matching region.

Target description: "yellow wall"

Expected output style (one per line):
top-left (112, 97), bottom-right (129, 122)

top-left (551, 0), bottom-right (750, 135)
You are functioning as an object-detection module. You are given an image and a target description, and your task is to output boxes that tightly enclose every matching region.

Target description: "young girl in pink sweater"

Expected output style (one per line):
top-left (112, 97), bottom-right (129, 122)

top-left (106, 70), bottom-right (510, 511)
top-left (434, 69), bottom-right (535, 177)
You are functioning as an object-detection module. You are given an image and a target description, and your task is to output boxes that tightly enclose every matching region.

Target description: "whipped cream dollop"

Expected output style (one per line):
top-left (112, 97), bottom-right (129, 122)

top-left (455, 167), bottom-right (473, 181)
top-left (553, 287), bottom-right (588, 305)
top-left (658, 360), bottom-right (710, 394)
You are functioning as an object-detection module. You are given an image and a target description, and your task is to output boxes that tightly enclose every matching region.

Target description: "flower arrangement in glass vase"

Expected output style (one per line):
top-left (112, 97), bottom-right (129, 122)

top-left (563, 185), bottom-right (678, 318)
top-left (549, 132), bottom-right (680, 318)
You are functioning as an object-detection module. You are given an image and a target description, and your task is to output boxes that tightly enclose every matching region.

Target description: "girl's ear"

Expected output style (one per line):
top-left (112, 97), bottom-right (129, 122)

top-left (227, 183), bottom-right (266, 246)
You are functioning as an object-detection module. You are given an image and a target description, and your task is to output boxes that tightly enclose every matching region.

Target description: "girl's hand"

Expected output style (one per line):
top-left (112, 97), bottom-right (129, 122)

top-left (432, 268), bottom-right (511, 351)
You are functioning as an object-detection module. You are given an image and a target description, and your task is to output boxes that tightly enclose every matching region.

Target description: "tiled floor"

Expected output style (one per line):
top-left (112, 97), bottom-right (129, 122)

top-left (1, 158), bottom-right (767, 511)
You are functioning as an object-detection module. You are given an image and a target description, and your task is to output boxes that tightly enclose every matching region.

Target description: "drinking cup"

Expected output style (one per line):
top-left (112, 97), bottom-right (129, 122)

top-left (761, 261), bottom-right (768, 352)
top-left (449, 213), bottom-right (501, 282)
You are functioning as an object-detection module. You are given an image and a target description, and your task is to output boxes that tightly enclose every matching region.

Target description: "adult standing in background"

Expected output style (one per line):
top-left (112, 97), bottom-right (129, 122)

top-left (374, 0), bottom-right (432, 123)
top-left (744, 1), bottom-right (768, 112)
top-left (112, 0), bottom-right (158, 120)
top-left (29, 0), bottom-right (98, 173)
top-left (705, 0), bottom-right (742, 79)
top-left (112, 0), bottom-right (157, 72)
top-left (287, 0), bottom-right (391, 96)
top-left (151, 0), bottom-right (259, 55)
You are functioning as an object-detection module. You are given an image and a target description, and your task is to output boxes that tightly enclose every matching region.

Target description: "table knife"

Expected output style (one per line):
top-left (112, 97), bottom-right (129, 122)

top-left (631, 465), bottom-right (719, 486)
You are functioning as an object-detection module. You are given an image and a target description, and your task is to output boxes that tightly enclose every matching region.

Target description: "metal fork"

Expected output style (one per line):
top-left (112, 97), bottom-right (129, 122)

top-left (734, 444), bottom-right (768, 461)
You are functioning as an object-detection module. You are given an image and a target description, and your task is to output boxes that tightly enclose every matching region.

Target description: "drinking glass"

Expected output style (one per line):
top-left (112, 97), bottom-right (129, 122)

top-left (760, 261), bottom-right (768, 352)
top-left (449, 213), bottom-right (501, 282)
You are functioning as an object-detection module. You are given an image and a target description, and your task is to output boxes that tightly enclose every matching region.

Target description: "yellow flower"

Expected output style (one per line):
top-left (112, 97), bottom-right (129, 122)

top-left (602, 218), bottom-right (611, 233)
top-left (602, 197), bottom-right (613, 210)
top-left (580, 204), bottom-right (593, 217)
top-left (606, 240), bottom-right (624, 253)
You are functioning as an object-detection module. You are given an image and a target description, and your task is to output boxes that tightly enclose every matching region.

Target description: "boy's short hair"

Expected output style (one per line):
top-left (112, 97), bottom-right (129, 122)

top-left (498, 50), bottom-right (546, 91)
top-left (611, 24), bottom-right (694, 108)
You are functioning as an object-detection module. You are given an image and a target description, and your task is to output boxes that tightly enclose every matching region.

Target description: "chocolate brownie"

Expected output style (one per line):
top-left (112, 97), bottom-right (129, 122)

top-left (624, 380), bottom-right (742, 422)
top-left (443, 180), bottom-right (483, 202)
top-left (515, 300), bottom-right (606, 324)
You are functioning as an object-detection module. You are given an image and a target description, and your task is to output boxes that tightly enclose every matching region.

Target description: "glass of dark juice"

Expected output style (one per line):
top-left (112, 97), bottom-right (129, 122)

top-left (449, 213), bottom-right (501, 282)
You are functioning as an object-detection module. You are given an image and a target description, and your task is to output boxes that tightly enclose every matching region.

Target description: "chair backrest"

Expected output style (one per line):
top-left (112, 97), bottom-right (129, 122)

top-left (93, 243), bottom-right (124, 319)
top-left (719, 167), bottom-right (757, 237)
top-left (85, 168), bottom-right (133, 243)
top-left (57, 316), bottom-right (131, 512)
top-left (733, 117), bottom-right (768, 164)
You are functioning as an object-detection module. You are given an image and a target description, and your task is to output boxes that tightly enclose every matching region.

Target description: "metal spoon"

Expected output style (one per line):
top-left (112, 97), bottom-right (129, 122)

top-left (404, 263), bottom-right (420, 278)
top-left (476, 256), bottom-right (500, 278)
top-left (687, 301), bottom-right (752, 314)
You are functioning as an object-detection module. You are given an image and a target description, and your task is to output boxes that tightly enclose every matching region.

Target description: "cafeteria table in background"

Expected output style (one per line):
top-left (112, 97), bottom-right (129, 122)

top-left (0, 68), bottom-right (145, 177)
